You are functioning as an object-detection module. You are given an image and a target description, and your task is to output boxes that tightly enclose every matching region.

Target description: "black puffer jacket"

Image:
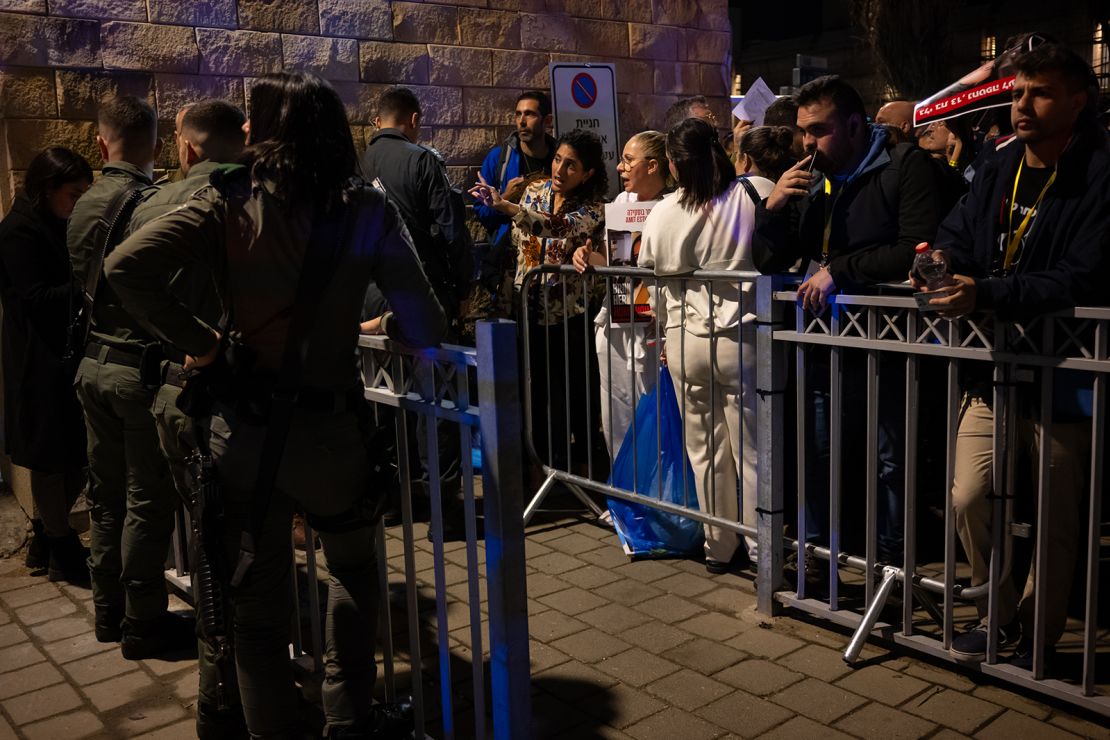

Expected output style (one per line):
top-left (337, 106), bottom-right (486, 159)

top-left (752, 127), bottom-right (942, 291)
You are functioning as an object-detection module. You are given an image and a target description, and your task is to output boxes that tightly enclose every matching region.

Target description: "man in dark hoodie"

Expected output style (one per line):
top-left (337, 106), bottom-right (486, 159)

top-left (753, 75), bottom-right (942, 582)
top-left (921, 42), bottom-right (1110, 668)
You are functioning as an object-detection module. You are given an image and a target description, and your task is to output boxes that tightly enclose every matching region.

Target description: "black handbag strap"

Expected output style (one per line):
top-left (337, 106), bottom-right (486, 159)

top-left (228, 202), bottom-right (357, 588)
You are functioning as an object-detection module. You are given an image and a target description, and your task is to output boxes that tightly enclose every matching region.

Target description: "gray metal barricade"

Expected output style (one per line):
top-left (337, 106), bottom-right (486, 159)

top-left (766, 282), bottom-right (1109, 718)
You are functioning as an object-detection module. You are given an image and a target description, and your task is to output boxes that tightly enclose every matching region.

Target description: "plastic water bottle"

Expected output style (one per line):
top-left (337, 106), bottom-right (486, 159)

top-left (911, 242), bottom-right (949, 290)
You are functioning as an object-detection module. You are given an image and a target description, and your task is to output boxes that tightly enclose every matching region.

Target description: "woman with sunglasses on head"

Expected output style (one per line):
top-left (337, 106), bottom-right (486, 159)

top-left (571, 131), bottom-right (674, 457)
top-left (105, 71), bottom-right (444, 738)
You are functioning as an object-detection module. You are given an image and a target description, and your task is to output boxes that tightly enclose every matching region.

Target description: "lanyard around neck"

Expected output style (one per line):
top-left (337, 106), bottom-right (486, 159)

top-left (1003, 157), bottom-right (1056, 271)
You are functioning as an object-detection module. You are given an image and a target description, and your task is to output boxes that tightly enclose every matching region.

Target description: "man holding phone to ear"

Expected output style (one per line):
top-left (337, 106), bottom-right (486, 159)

top-left (752, 75), bottom-right (942, 583)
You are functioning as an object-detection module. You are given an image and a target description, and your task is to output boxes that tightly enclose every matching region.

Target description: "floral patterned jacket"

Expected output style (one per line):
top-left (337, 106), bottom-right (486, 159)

top-left (511, 178), bottom-right (604, 325)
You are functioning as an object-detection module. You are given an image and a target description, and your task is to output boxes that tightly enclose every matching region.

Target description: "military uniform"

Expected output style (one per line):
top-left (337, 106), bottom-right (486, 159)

top-left (126, 160), bottom-right (241, 731)
top-left (105, 167), bottom-right (445, 737)
top-left (67, 162), bottom-right (178, 643)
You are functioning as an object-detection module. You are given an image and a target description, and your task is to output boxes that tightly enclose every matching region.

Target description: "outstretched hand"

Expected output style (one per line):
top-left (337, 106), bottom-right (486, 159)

top-left (469, 172), bottom-right (517, 215)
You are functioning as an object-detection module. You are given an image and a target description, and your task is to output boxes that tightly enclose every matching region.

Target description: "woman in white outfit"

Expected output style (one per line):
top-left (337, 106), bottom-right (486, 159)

top-left (573, 131), bottom-right (673, 457)
top-left (637, 120), bottom-right (795, 573)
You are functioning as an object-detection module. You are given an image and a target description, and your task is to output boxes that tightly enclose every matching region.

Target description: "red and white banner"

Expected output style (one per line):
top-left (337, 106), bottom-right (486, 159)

top-left (913, 58), bottom-right (1016, 127)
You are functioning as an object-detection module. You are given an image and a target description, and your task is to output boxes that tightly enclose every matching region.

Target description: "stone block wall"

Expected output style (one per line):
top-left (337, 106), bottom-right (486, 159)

top-left (0, 0), bottom-right (731, 214)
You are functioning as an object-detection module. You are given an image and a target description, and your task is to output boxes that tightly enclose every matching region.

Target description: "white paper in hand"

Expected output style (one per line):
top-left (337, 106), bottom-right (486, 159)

top-left (731, 77), bottom-right (778, 126)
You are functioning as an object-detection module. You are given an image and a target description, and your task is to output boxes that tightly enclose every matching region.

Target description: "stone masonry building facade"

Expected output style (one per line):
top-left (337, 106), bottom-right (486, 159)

top-left (0, 0), bottom-right (732, 215)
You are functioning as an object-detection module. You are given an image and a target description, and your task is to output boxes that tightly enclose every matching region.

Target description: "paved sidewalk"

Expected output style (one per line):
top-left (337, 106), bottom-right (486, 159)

top-left (0, 513), bottom-right (1108, 739)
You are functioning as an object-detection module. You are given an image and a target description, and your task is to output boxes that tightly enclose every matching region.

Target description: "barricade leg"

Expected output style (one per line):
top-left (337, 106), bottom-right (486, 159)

top-left (756, 276), bottom-right (785, 615)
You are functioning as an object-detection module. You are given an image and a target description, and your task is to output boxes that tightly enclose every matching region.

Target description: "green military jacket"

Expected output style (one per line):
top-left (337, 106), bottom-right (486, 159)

top-left (104, 169), bottom-right (447, 391)
top-left (128, 160), bottom-right (224, 339)
top-left (67, 161), bottom-right (156, 350)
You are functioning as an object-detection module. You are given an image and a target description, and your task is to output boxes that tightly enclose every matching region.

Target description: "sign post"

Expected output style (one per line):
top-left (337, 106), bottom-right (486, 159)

top-left (549, 62), bottom-right (620, 200)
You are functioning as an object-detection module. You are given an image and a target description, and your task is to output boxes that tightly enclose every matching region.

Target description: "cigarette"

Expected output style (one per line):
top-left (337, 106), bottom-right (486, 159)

top-left (806, 154), bottom-right (817, 174)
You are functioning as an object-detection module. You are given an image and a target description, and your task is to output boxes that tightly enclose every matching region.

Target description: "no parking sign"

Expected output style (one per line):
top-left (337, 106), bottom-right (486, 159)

top-left (550, 63), bottom-right (620, 199)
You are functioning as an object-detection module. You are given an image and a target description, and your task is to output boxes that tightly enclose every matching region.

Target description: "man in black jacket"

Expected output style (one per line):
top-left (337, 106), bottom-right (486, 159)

top-left (921, 43), bottom-right (1110, 667)
top-left (753, 76), bottom-right (942, 581)
top-left (359, 87), bottom-right (471, 538)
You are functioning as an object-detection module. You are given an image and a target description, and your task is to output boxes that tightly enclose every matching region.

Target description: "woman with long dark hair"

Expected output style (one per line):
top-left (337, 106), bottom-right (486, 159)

top-left (106, 72), bottom-right (445, 738)
top-left (470, 128), bottom-right (607, 475)
top-left (638, 118), bottom-right (778, 573)
top-left (0, 146), bottom-right (92, 583)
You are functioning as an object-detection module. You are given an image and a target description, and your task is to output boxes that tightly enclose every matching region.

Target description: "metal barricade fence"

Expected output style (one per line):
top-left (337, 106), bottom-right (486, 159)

top-left (167, 321), bottom-right (530, 740)
top-left (517, 265), bottom-right (1108, 718)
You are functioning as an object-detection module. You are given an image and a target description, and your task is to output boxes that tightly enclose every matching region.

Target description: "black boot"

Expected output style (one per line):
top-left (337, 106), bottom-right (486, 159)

top-left (47, 531), bottom-right (90, 585)
top-left (120, 611), bottom-right (197, 660)
top-left (24, 519), bottom-right (49, 570)
top-left (95, 605), bottom-right (124, 643)
top-left (327, 698), bottom-right (415, 739)
top-left (196, 701), bottom-right (248, 740)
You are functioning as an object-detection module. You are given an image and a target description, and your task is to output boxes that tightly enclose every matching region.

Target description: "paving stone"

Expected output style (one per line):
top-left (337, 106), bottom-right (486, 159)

top-left (611, 561), bottom-right (679, 585)
top-left (674, 612), bottom-right (745, 642)
top-left (577, 603), bottom-right (653, 635)
top-left (592, 580), bottom-right (663, 607)
top-left (644, 668), bottom-right (731, 711)
top-left (533, 659), bottom-right (619, 702)
top-left (21, 709), bottom-right (103, 740)
top-left (0, 713), bottom-right (13, 740)
top-left (654, 572), bottom-right (716, 598)
top-left (558, 565), bottom-right (623, 591)
top-left (57, 582), bottom-right (94, 602)
top-left (0, 609), bottom-right (8, 626)
top-left (902, 661), bottom-right (978, 691)
top-left (532, 689), bottom-right (597, 737)
top-left (524, 539), bottom-right (553, 559)
top-left (132, 719), bottom-right (198, 739)
top-left (692, 587), bottom-right (756, 615)
top-left (769, 677), bottom-right (867, 724)
top-left (0, 623), bottom-right (20, 648)
top-left (634, 593), bottom-right (706, 624)
top-left (525, 573), bottom-right (569, 598)
top-left (618, 621), bottom-right (696, 653)
top-left (695, 689), bottom-right (794, 737)
top-left (834, 664), bottom-right (930, 706)
top-left (595, 648), bottom-right (681, 688)
top-left (0, 662), bottom-right (64, 700)
top-left (61, 647), bottom-right (135, 685)
top-left (538, 587), bottom-right (609, 616)
top-left (551, 628), bottom-right (630, 663)
top-left (530, 552), bottom-right (587, 576)
top-left (528, 611), bottom-right (588, 642)
top-left (930, 730), bottom-right (974, 740)
top-left (41, 631), bottom-right (116, 664)
top-left (974, 709), bottom-right (1080, 740)
top-left (139, 656), bottom-right (197, 678)
top-left (16, 596), bottom-right (77, 625)
top-left (1, 681), bottom-right (82, 725)
top-left (0, 575), bottom-right (48, 594)
top-left (528, 641), bottom-right (571, 673)
top-left (545, 533), bottom-right (606, 556)
top-left (580, 682), bottom-right (665, 729)
top-left (0, 642), bottom-right (46, 673)
top-left (114, 701), bottom-right (189, 735)
top-left (760, 715), bottom-right (855, 740)
top-left (581, 546), bottom-right (635, 570)
top-left (777, 643), bottom-right (854, 683)
top-left (28, 616), bottom-right (91, 643)
top-left (661, 638), bottom-right (746, 675)
top-left (0, 582), bottom-right (58, 607)
top-left (834, 702), bottom-right (937, 739)
top-left (970, 684), bottom-right (1052, 720)
top-left (1047, 712), bottom-right (1110, 738)
top-left (725, 628), bottom-right (805, 660)
top-left (903, 687), bottom-right (1004, 735)
top-left (623, 706), bottom-right (725, 740)
top-left (83, 669), bottom-right (158, 712)
top-left (713, 659), bottom-right (803, 697)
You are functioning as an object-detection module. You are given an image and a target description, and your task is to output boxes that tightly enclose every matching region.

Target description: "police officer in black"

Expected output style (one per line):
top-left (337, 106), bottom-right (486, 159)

top-left (106, 72), bottom-right (446, 739)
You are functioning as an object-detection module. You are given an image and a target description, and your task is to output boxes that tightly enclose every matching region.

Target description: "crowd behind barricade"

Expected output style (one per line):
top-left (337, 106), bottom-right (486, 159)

top-left (0, 29), bottom-right (1107, 737)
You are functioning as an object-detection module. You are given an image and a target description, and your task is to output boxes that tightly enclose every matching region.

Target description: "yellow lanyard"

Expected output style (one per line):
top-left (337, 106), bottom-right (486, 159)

top-left (1004, 158), bottom-right (1056, 270)
top-left (821, 177), bottom-right (841, 264)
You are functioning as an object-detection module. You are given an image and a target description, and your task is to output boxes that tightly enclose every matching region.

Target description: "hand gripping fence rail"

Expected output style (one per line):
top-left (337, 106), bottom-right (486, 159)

top-left (167, 321), bottom-right (531, 740)
top-left (518, 264), bottom-right (1109, 719)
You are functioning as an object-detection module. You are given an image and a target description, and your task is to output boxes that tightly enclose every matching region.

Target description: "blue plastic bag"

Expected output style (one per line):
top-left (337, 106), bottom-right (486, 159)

top-left (607, 366), bottom-right (703, 557)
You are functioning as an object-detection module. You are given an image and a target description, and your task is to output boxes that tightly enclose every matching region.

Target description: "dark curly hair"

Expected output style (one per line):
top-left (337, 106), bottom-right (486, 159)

top-left (23, 147), bottom-right (93, 214)
top-left (553, 128), bottom-right (608, 211)
top-left (241, 72), bottom-right (357, 213)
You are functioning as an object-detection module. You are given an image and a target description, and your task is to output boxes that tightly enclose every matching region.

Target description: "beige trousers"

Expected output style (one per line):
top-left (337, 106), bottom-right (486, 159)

top-left (666, 327), bottom-right (758, 562)
top-left (952, 395), bottom-right (1087, 646)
